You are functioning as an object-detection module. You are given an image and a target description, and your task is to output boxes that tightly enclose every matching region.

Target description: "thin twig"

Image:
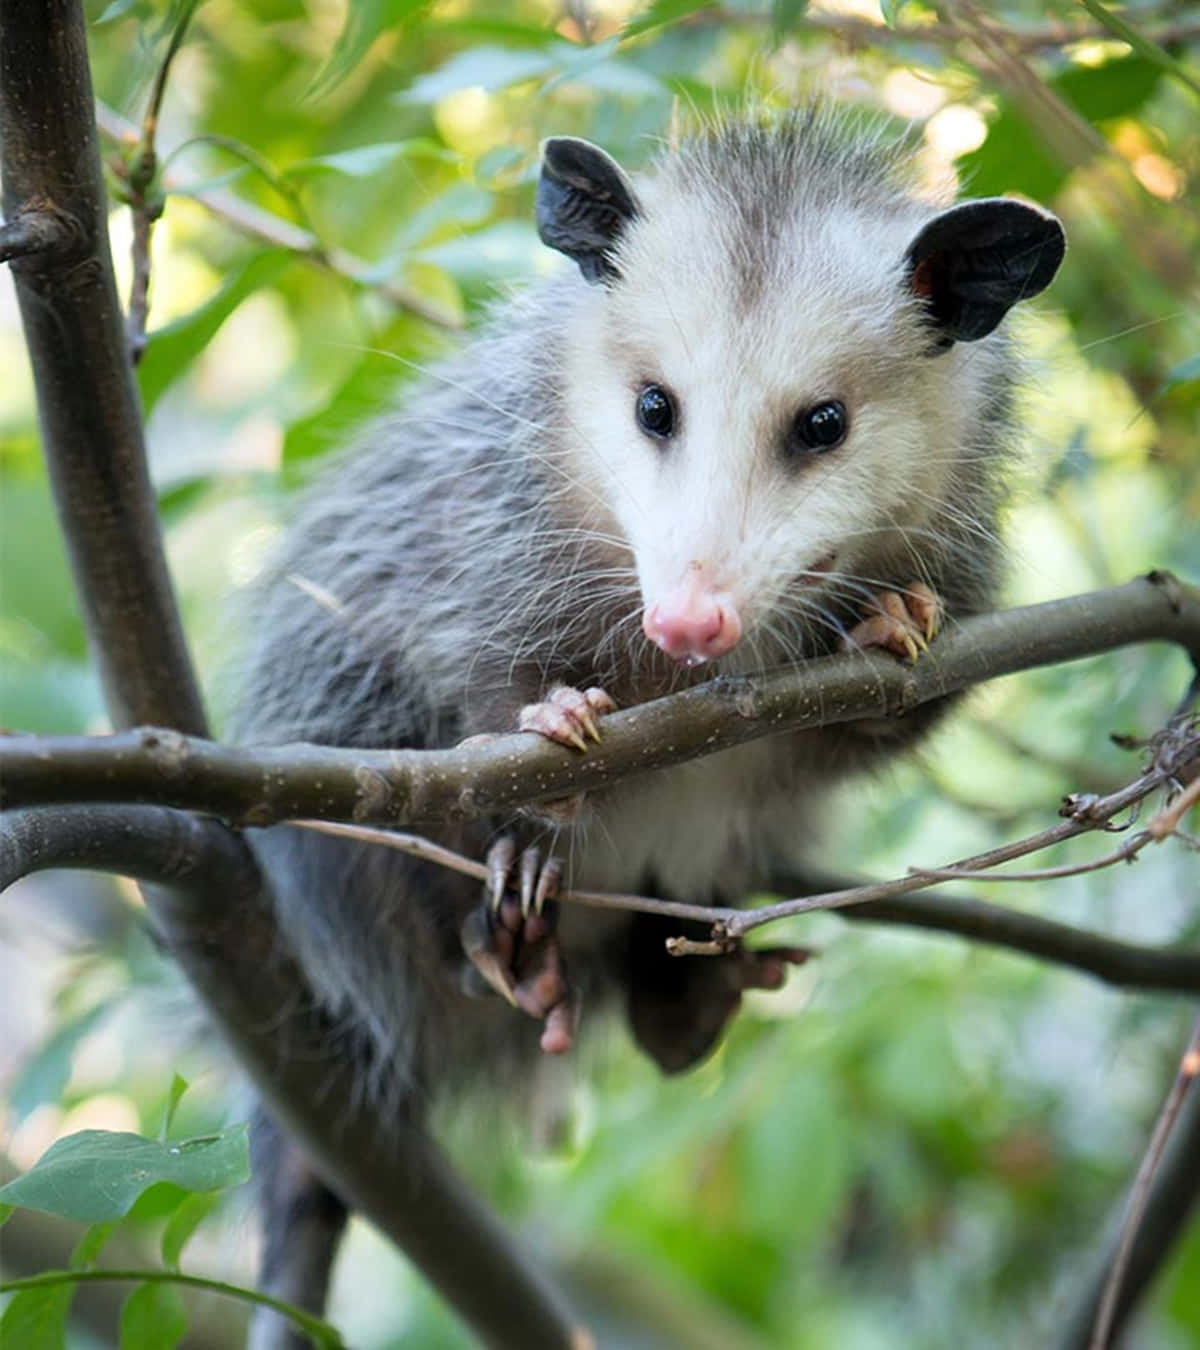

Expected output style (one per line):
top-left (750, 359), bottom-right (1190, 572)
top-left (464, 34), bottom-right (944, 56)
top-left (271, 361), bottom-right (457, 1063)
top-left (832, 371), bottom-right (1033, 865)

top-left (123, 0), bottom-right (201, 362)
top-left (95, 100), bottom-right (461, 331)
top-left (285, 722), bottom-right (1200, 986)
top-left (1148, 775), bottom-right (1200, 839)
top-left (1089, 1016), bottom-right (1200, 1350)
top-left (908, 831), bottom-right (1149, 884)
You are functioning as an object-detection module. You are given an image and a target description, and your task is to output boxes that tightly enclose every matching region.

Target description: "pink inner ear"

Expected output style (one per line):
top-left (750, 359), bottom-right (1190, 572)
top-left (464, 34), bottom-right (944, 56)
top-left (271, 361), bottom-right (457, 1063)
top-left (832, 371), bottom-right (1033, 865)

top-left (911, 256), bottom-right (935, 299)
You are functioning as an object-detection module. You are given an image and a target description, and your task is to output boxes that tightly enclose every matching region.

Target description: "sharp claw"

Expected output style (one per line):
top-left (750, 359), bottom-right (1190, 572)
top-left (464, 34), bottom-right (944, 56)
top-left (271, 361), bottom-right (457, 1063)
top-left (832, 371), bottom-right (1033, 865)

top-left (470, 949), bottom-right (520, 1007)
top-left (487, 837), bottom-right (515, 911)
top-left (519, 846), bottom-right (540, 916)
top-left (576, 709), bottom-right (600, 742)
top-left (460, 908), bottom-right (520, 1007)
top-left (535, 858), bottom-right (563, 914)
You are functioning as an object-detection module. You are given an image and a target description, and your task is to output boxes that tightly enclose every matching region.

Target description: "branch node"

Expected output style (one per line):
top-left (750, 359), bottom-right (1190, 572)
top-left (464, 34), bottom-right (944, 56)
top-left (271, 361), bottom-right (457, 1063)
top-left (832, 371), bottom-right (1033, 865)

top-left (0, 205), bottom-right (84, 265)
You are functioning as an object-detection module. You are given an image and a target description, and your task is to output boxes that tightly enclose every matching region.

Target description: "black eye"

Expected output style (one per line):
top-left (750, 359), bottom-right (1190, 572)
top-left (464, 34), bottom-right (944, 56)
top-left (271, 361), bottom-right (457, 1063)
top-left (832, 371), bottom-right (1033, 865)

top-left (635, 384), bottom-right (676, 440)
top-left (792, 400), bottom-right (848, 453)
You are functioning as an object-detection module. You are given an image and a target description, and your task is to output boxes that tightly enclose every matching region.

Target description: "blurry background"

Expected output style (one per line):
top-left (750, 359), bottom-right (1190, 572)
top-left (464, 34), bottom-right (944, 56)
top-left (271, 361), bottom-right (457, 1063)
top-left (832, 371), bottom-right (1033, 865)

top-left (1, 1), bottom-right (1198, 1346)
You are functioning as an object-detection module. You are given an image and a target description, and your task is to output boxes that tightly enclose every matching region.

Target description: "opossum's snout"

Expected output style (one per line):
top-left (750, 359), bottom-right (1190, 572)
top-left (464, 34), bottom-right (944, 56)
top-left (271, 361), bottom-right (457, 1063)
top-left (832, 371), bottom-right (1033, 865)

top-left (642, 563), bottom-right (742, 666)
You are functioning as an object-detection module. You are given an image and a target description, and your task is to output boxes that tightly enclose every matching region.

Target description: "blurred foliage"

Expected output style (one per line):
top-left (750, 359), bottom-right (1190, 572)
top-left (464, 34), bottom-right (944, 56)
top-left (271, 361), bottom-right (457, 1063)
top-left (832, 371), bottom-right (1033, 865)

top-left (1, 1), bottom-right (1198, 1347)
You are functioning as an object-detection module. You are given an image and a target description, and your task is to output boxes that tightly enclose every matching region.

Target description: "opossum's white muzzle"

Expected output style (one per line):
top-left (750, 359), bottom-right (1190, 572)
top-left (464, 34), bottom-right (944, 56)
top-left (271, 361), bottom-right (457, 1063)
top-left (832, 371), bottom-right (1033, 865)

top-left (642, 563), bottom-right (742, 666)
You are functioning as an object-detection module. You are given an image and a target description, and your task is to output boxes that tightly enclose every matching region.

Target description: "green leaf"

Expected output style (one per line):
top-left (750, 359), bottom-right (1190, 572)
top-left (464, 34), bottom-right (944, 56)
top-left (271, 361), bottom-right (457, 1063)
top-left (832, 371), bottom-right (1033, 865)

top-left (280, 313), bottom-right (433, 467)
top-left (1078, 0), bottom-right (1200, 99)
top-left (551, 40), bottom-right (664, 97)
top-left (7, 1002), bottom-right (111, 1125)
top-left (769, 0), bottom-right (810, 36)
top-left (416, 220), bottom-right (543, 288)
top-left (0, 483), bottom-right (87, 661)
top-left (120, 1282), bottom-right (189, 1350)
top-left (959, 56), bottom-right (1162, 200)
top-left (388, 182), bottom-right (494, 251)
top-left (137, 249), bottom-right (293, 415)
top-left (308, 0), bottom-right (432, 99)
top-left (96, 0), bottom-right (152, 21)
top-left (161, 1191), bottom-right (218, 1268)
top-left (623, 0), bottom-right (714, 41)
top-left (71, 1220), bottom-right (119, 1268)
top-left (1057, 54), bottom-right (1163, 122)
top-left (288, 140), bottom-right (459, 179)
top-left (0, 1284), bottom-right (73, 1349)
top-left (400, 45), bottom-right (559, 103)
top-left (159, 1074), bottom-right (190, 1141)
top-left (474, 144), bottom-right (526, 186)
top-left (0, 1127), bottom-right (250, 1222)
top-left (879, 0), bottom-right (908, 24)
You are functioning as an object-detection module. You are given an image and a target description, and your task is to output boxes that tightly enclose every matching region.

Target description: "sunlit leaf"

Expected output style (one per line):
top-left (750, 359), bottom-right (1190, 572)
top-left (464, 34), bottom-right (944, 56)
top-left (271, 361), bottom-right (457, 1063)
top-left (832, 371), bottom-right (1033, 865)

top-left (159, 1074), bottom-right (190, 1141)
top-left (399, 45), bottom-right (559, 102)
top-left (288, 141), bottom-right (459, 179)
top-left (138, 250), bottom-right (293, 415)
top-left (308, 0), bottom-right (432, 99)
top-left (71, 1220), bottom-right (118, 1268)
top-left (623, 0), bottom-right (714, 41)
top-left (7, 1002), bottom-right (111, 1125)
top-left (0, 1127), bottom-right (250, 1222)
top-left (961, 56), bottom-right (1162, 199)
top-left (119, 1282), bottom-right (188, 1350)
top-left (161, 1190), bottom-right (218, 1268)
top-left (0, 1284), bottom-right (72, 1349)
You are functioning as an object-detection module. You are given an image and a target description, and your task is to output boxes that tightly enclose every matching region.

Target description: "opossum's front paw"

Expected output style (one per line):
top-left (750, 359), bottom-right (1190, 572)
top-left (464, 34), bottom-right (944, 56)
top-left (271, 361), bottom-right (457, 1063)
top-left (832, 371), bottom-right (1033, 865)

top-left (842, 582), bottom-right (943, 662)
top-left (518, 684), bottom-right (616, 751)
top-left (459, 836), bottom-right (578, 1056)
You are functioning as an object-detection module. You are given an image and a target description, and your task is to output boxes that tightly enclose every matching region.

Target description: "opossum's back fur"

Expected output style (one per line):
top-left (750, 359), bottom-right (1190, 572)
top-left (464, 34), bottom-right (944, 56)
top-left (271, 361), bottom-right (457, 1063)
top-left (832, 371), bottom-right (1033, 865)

top-left (233, 110), bottom-right (1021, 1107)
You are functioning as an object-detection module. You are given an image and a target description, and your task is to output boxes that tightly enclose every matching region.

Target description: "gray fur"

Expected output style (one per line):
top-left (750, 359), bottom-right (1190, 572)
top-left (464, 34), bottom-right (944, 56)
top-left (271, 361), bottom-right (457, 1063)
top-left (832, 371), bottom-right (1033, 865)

top-left (233, 110), bottom-right (1060, 1113)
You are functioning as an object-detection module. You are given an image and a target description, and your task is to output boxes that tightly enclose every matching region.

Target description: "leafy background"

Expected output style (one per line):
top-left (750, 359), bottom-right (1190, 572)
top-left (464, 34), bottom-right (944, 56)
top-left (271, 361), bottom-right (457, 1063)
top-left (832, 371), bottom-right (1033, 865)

top-left (1, 1), bottom-right (1198, 1347)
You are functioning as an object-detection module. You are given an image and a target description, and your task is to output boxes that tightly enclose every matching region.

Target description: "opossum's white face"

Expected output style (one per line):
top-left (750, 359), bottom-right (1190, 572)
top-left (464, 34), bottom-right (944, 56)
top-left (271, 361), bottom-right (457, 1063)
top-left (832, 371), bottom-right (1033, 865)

top-left (537, 128), bottom-right (1062, 666)
top-left (561, 194), bottom-right (986, 665)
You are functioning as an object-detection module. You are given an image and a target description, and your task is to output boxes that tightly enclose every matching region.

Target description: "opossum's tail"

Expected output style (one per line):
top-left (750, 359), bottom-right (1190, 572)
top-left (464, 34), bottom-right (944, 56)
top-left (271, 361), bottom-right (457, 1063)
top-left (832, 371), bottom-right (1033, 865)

top-left (247, 1111), bottom-right (348, 1350)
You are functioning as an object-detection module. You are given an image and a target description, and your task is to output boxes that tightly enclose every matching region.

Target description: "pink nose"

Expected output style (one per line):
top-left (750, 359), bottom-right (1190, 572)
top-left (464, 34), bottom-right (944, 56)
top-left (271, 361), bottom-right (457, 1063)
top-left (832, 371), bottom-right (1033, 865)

top-left (643, 573), bottom-right (742, 665)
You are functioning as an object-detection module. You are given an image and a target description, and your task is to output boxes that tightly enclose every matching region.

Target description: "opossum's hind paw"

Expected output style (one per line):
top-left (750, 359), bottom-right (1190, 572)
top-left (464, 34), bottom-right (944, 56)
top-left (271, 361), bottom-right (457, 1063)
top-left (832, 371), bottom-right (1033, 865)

top-left (842, 582), bottom-right (944, 662)
top-left (630, 923), bottom-right (812, 1074)
top-left (459, 837), bottom-right (578, 1055)
top-left (519, 684), bottom-right (616, 751)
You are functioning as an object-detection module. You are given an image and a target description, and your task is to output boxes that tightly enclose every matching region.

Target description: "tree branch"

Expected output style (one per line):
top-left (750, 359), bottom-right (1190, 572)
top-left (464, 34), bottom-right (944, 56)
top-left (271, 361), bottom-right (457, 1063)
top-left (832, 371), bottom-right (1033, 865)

top-left (800, 876), bottom-right (1200, 999)
top-left (0, 0), bottom-right (207, 736)
top-left (3, 574), bottom-right (1197, 826)
top-left (1, 8), bottom-right (584, 1348)
top-left (288, 798), bottom-right (1200, 993)
top-left (1058, 1022), bottom-right (1200, 1350)
top-left (1089, 1016), bottom-right (1200, 1348)
top-left (0, 805), bottom-right (588, 1350)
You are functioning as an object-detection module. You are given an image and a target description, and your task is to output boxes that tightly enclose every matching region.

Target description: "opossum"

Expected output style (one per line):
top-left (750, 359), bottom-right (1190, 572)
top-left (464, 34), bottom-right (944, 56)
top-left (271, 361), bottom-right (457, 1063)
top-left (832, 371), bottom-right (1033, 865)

top-left (233, 108), bottom-right (1063, 1333)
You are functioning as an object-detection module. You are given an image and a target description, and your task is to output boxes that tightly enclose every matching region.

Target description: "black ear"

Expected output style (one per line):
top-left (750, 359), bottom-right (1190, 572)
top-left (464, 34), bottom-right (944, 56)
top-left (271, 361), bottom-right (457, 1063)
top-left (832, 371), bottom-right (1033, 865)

top-left (536, 136), bottom-right (640, 285)
top-left (905, 199), bottom-right (1065, 345)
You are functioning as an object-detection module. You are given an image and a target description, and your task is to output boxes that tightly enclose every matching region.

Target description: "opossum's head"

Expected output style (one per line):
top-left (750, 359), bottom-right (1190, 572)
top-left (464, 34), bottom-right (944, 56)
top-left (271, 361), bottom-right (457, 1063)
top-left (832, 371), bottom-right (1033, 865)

top-left (536, 120), bottom-right (1064, 666)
